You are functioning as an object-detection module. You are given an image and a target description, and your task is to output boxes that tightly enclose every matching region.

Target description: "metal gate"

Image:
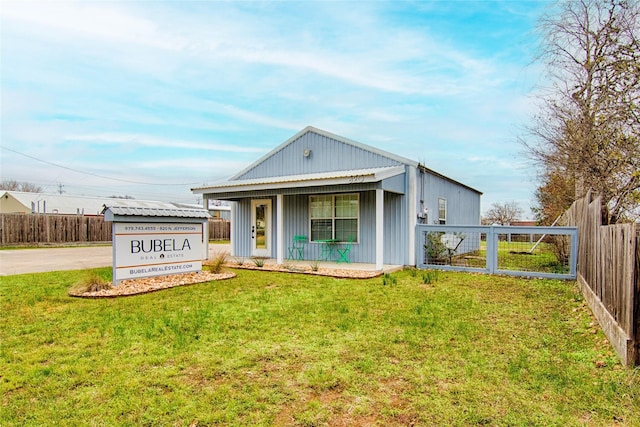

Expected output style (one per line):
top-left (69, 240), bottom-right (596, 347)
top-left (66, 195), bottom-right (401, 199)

top-left (416, 225), bottom-right (578, 280)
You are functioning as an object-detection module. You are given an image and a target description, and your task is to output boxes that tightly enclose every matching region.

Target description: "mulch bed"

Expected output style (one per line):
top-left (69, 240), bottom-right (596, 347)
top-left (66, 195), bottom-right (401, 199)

top-left (69, 271), bottom-right (235, 298)
top-left (225, 263), bottom-right (384, 279)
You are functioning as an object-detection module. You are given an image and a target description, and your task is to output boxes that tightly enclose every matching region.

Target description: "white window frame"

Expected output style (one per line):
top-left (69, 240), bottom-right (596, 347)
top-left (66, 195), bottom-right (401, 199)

top-left (438, 197), bottom-right (447, 225)
top-left (309, 193), bottom-right (359, 243)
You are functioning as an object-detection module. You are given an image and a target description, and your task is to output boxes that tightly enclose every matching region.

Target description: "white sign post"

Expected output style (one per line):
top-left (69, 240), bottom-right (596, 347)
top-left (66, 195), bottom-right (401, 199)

top-left (112, 222), bottom-right (204, 284)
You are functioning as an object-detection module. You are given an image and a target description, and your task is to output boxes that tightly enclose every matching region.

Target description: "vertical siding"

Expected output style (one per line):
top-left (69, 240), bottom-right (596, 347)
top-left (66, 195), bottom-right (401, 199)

top-left (358, 191), bottom-right (376, 264)
top-left (233, 199), bottom-right (252, 257)
top-left (281, 192), bottom-right (376, 263)
top-left (236, 132), bottom-right (402, 180)
top-left (419, 171), bottom-right (481, 225)
top-left (234, 197), bottom-right (278, 258)
top-left (383, 192), bottom-right (408, 265)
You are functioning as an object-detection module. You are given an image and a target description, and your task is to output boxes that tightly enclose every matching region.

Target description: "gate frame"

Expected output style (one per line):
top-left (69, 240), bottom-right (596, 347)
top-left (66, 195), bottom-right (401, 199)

top-left (416, 225), bottom-right (578, 280)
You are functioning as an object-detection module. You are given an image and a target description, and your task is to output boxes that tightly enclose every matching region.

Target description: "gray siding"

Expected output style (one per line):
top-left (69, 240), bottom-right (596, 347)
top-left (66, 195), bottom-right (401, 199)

top-left (418, 171), bottom-right (481, 225)
top-left (232, 197), bottom-right (278, 258)
top-left (282, 191), bottom-right (377, 264)
top-left (383, 192), bottom-right (408, 265)
top-left (236, 131), bottom-right (403, 180)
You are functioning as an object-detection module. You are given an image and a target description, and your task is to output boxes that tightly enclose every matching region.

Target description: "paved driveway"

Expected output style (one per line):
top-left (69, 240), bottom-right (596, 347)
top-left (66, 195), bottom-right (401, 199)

top-left (0, 244), bottom-right (230, 276)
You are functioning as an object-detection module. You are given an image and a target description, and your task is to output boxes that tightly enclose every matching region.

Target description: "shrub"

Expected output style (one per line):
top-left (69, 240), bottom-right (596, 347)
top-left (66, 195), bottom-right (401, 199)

top-left (206, 252), bottom-right (228, 274)
top-left (252, 257), bottom-right (265, 268)
top-left (70, 271), bottom-right (112, 294)
top-left (424, 232), bottom-right (447, 263)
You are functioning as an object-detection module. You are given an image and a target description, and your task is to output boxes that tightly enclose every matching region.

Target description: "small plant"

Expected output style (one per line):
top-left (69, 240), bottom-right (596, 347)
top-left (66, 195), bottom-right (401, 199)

top-left (424, 232), bottom-right (447, 263)
top-left (234, 256), bottom-right (246, 266)
top-left (70, 271), bottom-right (112, 294)
top-left (382, 273), bottom-right (397, 286)
top-left (252, 257), bottom-right (265, 268)
top-left (309, 259), bottom-right (320, 272)
top-left (206, 251), bottom-right (228, 274)
top-left (421, 270), bottom-right (440, 284)
top-left (404, 266), bottom-right (418, 277)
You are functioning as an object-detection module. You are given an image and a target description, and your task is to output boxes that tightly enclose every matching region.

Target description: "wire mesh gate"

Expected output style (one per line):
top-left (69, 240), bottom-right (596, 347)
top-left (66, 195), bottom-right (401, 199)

top-left (416, 225), bottom-right (578, 280)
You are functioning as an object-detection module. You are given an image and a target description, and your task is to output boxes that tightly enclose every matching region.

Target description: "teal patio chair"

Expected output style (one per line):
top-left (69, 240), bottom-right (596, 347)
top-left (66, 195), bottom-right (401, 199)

top-left (287, 235), bottom-right (307, 260)
top-left (336, 237), bottom-right (354, 263)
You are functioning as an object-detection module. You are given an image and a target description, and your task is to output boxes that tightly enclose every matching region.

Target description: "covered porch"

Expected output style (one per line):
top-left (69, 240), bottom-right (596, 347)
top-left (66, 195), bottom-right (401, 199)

top-left (195, 166), bottom-right (415, 271)
top-left (209, 242), bottom-right (403, 277)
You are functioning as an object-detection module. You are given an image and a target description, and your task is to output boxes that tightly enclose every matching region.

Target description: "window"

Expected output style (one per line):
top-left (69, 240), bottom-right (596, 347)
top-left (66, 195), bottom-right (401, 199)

top-left (438, 198), bottom-right (447, 224)
top-left (310, 194), bottom-right (359, 242)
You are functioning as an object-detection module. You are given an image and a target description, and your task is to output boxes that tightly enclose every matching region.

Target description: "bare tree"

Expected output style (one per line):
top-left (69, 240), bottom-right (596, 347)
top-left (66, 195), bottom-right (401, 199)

top-left (523, 0), bottom-right (640, 223)
top-left (483, 201), bottom-right (524, 225)
top-left (0, 180), bottom-right (43, 193)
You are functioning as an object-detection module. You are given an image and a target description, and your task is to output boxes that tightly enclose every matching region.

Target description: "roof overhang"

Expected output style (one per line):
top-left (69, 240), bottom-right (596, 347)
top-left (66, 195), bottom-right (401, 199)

top-left (192, 165), bottom-right (406, 195)
top-left (102, 205), bottom-right (210, 223)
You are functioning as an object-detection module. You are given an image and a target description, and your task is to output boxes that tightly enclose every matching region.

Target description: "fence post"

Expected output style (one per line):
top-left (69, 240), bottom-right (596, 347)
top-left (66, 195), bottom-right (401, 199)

top-left (486, 226), bottom-right (496, 274)
top-left (570, 228), bottom-right (579, 278)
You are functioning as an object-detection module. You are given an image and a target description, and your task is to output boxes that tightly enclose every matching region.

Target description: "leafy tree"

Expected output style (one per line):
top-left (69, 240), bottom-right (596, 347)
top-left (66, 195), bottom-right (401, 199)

top-left (0, 180), bottom-right (43, 193)
top-left (483, 201), bottom-right (524, 225)
top-left (523, 0), bottom-right (640, 223)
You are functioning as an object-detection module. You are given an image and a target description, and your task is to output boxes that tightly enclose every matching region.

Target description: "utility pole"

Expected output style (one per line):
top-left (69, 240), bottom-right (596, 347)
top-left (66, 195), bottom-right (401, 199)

top-left (57, 183), bottom-right (65, 194)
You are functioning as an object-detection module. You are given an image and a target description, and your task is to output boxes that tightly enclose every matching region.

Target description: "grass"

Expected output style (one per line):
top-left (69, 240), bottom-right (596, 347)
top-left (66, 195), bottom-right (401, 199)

top-left (463, 241), bottom-right (569, 273)
top-left (1, 268), bottom-right (639, 426)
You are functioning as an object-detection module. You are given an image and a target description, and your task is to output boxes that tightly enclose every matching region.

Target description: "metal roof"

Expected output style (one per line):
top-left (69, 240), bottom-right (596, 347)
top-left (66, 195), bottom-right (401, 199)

top-left (102, 205), bottom-right (210, 219)
top-left (1, 191), bottom-right (212, 215)
top-left (193, 165), bottom-right (405, 194)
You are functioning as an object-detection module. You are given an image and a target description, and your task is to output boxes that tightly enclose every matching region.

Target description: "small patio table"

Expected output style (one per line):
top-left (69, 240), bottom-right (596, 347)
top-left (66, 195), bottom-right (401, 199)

top-left (317, 239), bottom-right (339, 261)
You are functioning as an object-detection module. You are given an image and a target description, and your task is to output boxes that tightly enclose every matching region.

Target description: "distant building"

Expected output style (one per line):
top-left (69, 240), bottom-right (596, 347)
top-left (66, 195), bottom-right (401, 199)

top-left (0, 191), bottom-right (201, 216)
top-left (206, 200), bottom-right (231, 220)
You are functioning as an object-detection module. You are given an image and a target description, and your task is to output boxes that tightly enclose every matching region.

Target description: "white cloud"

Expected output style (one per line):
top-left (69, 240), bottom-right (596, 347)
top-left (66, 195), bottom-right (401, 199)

top-left (65, 133), bottom-right (267, 153)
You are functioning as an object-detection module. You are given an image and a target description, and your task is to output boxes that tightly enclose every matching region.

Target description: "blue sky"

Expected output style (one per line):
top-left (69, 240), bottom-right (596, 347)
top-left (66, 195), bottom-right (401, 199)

top-left (1, 1), bottom-right (550, 215)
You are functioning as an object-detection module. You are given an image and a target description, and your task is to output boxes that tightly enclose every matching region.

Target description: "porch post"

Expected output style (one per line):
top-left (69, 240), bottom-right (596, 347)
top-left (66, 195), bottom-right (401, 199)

top-left (276, 194), bottom-right (284, 264)
top-left (408, 166), bottom-right (417, 266)
top-left (229, 201), bottom-right (236, 257)
top-left (376, 188), bottom-right (384, 270)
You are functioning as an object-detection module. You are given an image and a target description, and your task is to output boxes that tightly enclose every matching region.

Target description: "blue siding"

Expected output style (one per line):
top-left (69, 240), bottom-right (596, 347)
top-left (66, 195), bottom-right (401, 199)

top-left (418, 171), bottom-right (481, 225)
top-left (232, 197), bottom-right (277, 258)
top-left (232, 199), bottom-right (251, 257)
top-left (236, 131), bottom-right (402, 180)
top-left (281, 191), bottom-right (376, 263)
top-left (383, 192), bottom-right (408, 265)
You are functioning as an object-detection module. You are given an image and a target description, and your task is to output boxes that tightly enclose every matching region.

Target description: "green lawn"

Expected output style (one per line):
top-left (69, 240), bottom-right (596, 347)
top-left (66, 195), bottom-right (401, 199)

top-left (1, 268), bottom-right (638, 426)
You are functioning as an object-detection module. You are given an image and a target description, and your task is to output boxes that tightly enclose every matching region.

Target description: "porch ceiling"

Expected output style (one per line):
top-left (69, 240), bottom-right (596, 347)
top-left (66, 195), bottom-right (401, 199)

top-left (192, 165), bottom-right (405, 195)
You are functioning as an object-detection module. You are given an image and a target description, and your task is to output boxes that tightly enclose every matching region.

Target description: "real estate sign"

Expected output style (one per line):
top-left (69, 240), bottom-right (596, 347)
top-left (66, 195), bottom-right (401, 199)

top-left (113, 222), bottom-right (203, 282)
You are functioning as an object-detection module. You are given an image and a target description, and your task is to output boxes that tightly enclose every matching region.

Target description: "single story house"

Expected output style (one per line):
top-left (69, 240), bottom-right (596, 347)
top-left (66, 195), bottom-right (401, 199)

top-left (192, 126), bottom-right (482, 269)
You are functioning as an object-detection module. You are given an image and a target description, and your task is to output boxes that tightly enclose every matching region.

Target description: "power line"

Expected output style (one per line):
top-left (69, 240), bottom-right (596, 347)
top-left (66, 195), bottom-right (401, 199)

top-left (1, 146), bottom-right (201, 186)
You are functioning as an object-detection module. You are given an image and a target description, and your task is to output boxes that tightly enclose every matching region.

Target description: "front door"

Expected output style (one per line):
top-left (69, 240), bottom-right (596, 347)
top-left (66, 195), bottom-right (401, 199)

top-left (251, 199), bottom-right (271, 257)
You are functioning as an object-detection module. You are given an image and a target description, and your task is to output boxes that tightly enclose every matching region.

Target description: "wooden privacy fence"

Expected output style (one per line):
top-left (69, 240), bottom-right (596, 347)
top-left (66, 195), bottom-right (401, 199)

top-left (1, 214), bottom-right (230, 245)
top-left (1, 213), bottom-right (111, 244)
top-left (208, 219), bottom-right (230, 241)
top-left (564, 192), bottom-right (639, 367)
